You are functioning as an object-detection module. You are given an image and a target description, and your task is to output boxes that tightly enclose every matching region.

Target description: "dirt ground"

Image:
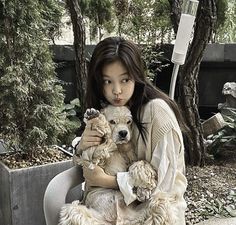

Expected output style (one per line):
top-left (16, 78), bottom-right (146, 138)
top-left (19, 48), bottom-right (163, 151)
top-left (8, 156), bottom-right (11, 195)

top-left (185, 155), bottom-right (236, 224)
top-left (0, 146), bottom-right (71, 169)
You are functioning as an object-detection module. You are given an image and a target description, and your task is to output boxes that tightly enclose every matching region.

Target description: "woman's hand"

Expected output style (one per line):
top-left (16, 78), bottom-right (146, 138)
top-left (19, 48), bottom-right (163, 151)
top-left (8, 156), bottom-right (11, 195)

top-left (76, 119), bottom-right (103, 152)
top-left (83, 165), bottom-right (118, 189)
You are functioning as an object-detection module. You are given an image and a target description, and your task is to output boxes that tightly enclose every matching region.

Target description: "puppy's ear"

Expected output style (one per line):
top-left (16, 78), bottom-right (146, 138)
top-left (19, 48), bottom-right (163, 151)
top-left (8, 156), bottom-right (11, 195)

top-left (100, 100), bottom-right (109, 108)
top-left (100, 108), bottom-right (105, 115)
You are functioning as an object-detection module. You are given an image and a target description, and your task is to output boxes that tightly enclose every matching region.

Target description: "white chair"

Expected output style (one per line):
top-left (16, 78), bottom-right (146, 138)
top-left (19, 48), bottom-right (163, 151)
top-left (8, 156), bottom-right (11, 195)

top-left (43, 165), bottom-right (84, 225)
top-left (44, 137), bottom-right (83, 225)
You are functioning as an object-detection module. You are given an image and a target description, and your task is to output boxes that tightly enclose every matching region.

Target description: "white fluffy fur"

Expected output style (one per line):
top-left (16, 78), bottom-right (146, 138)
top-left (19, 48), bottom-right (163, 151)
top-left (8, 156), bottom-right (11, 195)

top-left (59, 105), bottom-right (177, 225)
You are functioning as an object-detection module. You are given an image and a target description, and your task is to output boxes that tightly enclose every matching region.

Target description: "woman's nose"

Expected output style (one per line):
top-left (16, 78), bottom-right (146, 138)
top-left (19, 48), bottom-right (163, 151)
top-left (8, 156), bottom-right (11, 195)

top-left (112, 83), bottom-right (121, 95)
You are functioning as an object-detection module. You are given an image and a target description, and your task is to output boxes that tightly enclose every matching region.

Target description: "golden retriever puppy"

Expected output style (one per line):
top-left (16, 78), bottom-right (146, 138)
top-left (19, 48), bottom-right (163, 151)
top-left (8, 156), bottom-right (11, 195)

top-left (74, 105), bottom-right (136, 174)
top-left (59, 105), bottom-right (165, 225)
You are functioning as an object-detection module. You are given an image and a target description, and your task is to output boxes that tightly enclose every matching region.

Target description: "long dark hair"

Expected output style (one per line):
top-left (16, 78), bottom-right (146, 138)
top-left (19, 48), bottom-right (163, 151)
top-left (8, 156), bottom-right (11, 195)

top-left (86, 36), bottom-right (187, 142)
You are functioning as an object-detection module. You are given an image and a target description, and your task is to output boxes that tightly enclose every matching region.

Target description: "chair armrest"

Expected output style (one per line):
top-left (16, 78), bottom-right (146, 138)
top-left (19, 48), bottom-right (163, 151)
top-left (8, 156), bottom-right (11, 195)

top-left (43, 165), bottom-right (84, 225)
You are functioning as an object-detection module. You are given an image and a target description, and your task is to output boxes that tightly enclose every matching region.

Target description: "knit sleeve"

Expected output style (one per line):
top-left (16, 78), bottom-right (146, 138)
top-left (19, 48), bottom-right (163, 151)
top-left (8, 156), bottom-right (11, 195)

top-left (145, 99), bottom-right (178, 162)
top-left (150, 129), bottom-right (180, 192)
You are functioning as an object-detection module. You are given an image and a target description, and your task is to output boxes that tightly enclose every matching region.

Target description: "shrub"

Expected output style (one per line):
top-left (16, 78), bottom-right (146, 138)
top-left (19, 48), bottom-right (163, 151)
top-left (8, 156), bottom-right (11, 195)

top-left (58, 98), bottom-right (82, 146)
top-left (141, 45), bottom-right (169, 82)
top-left (207, 109), bottom-right (236, 158)
top-left (0, 0), bottom-right (67, 153)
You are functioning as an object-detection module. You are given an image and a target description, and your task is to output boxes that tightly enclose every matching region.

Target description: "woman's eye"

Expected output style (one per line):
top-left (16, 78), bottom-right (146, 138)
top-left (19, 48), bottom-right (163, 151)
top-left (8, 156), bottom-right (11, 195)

top-left (122, 78), bottom-right (130, 83)
top-left (103, 80), bottom-right (111, 84)
top-left (109, 120), bottom-right (116, 124)
top-left (121, 79), bottom-right (130, 83)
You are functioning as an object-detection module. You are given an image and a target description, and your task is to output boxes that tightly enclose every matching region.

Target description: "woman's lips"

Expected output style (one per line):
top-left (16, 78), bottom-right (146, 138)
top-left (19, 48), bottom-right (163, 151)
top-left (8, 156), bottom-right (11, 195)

top-left (114, 98), bottom-right (122, 104)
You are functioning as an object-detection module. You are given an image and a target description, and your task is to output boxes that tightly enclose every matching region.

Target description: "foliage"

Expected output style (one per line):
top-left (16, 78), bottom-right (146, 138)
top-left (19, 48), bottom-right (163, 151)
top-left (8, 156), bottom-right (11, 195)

top-left (152, 0), bottom-right (173, 43)
top-left (78, 0), bottom-right (173, 44)
top-left (40, 0), bottom-right (65, 43)
top-left (213, 0), bottom-right (236, 43)
top-left (79, 0), bottom-right (114, 41)
top-left (58, 98), bottom-right (82, 146)
top-left (215, 0), bottom-right (228, 28)
top-left (124, 0), bottom-right (172, 44)
top-left (78, 0), bottom-right (232, 44)
top-left (202, 189), bottom-right (236, 218)
top-left (206, 109), bottom-right (236, 158)
top-left (141, 45), bottom-right (169, 82)
top-left (114, 0), bottom-right (129, 36)
top-left (0, 0), bottom-right (67, 153)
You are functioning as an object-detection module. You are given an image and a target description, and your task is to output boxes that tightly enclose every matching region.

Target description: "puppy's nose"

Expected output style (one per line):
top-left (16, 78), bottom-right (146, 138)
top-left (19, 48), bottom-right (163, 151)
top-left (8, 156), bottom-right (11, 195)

top-left (119, 130), bottom-right (128, 138)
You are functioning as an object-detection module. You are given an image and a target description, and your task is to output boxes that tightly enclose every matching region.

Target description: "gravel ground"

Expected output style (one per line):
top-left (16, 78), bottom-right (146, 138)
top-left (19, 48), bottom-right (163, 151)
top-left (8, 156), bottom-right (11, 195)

top-left (185, 157), bottom-right (236, 225)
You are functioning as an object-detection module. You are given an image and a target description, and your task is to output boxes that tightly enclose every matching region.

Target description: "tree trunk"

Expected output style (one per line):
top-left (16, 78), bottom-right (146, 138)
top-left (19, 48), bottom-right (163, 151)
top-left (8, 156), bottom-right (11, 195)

top-left (168, 0), bottom-right (183, 34)
top-left (169, 0), bottom-right (217, 166)
top-left (66, 0), bottom-right (87, 112)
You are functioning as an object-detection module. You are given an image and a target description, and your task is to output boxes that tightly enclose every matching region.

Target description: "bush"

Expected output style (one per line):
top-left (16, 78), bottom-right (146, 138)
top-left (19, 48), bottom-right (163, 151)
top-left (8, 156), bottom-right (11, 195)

top-left (141, 45), bottom-right (169, 82)
top-left (206, 109), bottom-right (236, 158)
top-left (58, 98), bottom-right (82, 146)
top-left (0, 0), bottom-right (67, 153)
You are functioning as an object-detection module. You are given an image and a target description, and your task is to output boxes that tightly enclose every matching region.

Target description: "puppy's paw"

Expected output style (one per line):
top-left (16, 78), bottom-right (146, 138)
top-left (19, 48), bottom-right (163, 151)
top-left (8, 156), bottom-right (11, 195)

top-left (84, 108), bottom-right (100, 121)
top-left (129, 160), bottom-right (157, 189)
top-left (136, 187), bottom-right (152, 202)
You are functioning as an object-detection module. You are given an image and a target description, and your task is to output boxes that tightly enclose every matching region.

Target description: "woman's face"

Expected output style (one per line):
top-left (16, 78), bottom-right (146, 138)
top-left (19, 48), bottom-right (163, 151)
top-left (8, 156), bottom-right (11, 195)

top-left (102, 60), bottom-right (135, 106)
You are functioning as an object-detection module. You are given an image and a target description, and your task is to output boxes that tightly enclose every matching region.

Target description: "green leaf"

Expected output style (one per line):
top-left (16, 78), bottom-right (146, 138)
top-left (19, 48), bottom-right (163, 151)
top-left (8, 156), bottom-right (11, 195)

top-left (67, 109), bottom-right (77, 116)
top-left (70, 98), bottom-right (81, 107)
top-left (225, 206), bottom-right (236, 217)
top-left (64, 104), bottom-right (75, 110)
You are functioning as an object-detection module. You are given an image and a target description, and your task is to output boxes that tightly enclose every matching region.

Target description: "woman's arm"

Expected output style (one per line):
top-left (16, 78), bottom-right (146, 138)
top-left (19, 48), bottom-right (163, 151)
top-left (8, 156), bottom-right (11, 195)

top-left (83, 165), bottom-right (118, 189)
top-left (150, 129), bottom-right (185, 192)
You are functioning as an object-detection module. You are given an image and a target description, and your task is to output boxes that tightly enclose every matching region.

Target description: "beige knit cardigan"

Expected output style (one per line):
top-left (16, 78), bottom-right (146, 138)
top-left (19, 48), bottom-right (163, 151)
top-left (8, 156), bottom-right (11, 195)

top-left (117, 98), bottom-right (187, 225)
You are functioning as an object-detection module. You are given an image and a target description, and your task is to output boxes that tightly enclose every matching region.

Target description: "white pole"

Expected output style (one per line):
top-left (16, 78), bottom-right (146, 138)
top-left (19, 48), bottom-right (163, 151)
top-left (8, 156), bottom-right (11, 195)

top-left (169, 64), bottom-right (180, 100)
top-left (169, 0), bottom-right (199, 99)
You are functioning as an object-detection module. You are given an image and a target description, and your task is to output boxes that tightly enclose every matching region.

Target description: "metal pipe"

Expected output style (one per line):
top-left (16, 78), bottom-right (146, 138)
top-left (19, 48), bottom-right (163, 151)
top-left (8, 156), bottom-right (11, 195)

top-left (169, 0), bottom-right (199, 99)
top-left (169, 64), bottom-right (180, 100)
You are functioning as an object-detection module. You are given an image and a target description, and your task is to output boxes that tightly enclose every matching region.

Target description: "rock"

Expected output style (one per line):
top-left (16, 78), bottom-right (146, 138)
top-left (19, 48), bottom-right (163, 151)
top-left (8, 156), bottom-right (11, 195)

top-left (218, 82), bottom-right (236, 117)
top-left (218, 82), bottom-right (236, 108)
top-left (195, 217), bottom-right (236, 225)
top-left (202, 113), bottom-right (226, 137)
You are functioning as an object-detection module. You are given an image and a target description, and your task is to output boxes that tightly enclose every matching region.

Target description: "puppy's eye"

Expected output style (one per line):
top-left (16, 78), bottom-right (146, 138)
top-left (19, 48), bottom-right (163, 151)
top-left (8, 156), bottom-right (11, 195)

top-left (127, 120), bottom-right (132, 125)
top-left (109, 120), bottom-right (116, 124)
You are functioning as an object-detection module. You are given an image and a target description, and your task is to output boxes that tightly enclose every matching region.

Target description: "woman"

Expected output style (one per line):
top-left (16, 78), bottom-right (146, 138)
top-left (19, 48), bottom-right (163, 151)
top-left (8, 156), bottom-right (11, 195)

top-left (76, 36), bottom-right (188, 225)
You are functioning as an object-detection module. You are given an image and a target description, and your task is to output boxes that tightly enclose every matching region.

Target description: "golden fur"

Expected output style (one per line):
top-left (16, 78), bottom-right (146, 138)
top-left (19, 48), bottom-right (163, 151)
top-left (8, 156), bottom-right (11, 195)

top-left (59, 105), bottom-right (176, 225)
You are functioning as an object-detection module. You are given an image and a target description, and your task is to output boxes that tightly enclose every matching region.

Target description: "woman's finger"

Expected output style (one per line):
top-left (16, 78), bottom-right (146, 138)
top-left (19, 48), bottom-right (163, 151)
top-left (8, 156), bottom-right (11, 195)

top-left (82, 136), bottom-right (102, 142)
top-left (83, 129), bottom-right (104, 137)
top-left (77, 135), bottom-right (102, 151)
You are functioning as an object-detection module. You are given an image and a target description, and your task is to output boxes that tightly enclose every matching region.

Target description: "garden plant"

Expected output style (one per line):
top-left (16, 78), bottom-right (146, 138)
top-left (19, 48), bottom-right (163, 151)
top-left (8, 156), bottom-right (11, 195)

top-left (0, 0), bottom-right (76, 168)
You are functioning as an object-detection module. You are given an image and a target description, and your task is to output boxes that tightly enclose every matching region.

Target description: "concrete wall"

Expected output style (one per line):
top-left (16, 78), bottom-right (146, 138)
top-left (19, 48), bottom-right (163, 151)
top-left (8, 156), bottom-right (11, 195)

top-left (199, 44), bottom-right (236, 118)
top-left (51, 45), bottom-right (94, 103)
top-left (199, 44), bottom-right (236, 106)
top-left (0, 160), bottom-right (81, 225)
